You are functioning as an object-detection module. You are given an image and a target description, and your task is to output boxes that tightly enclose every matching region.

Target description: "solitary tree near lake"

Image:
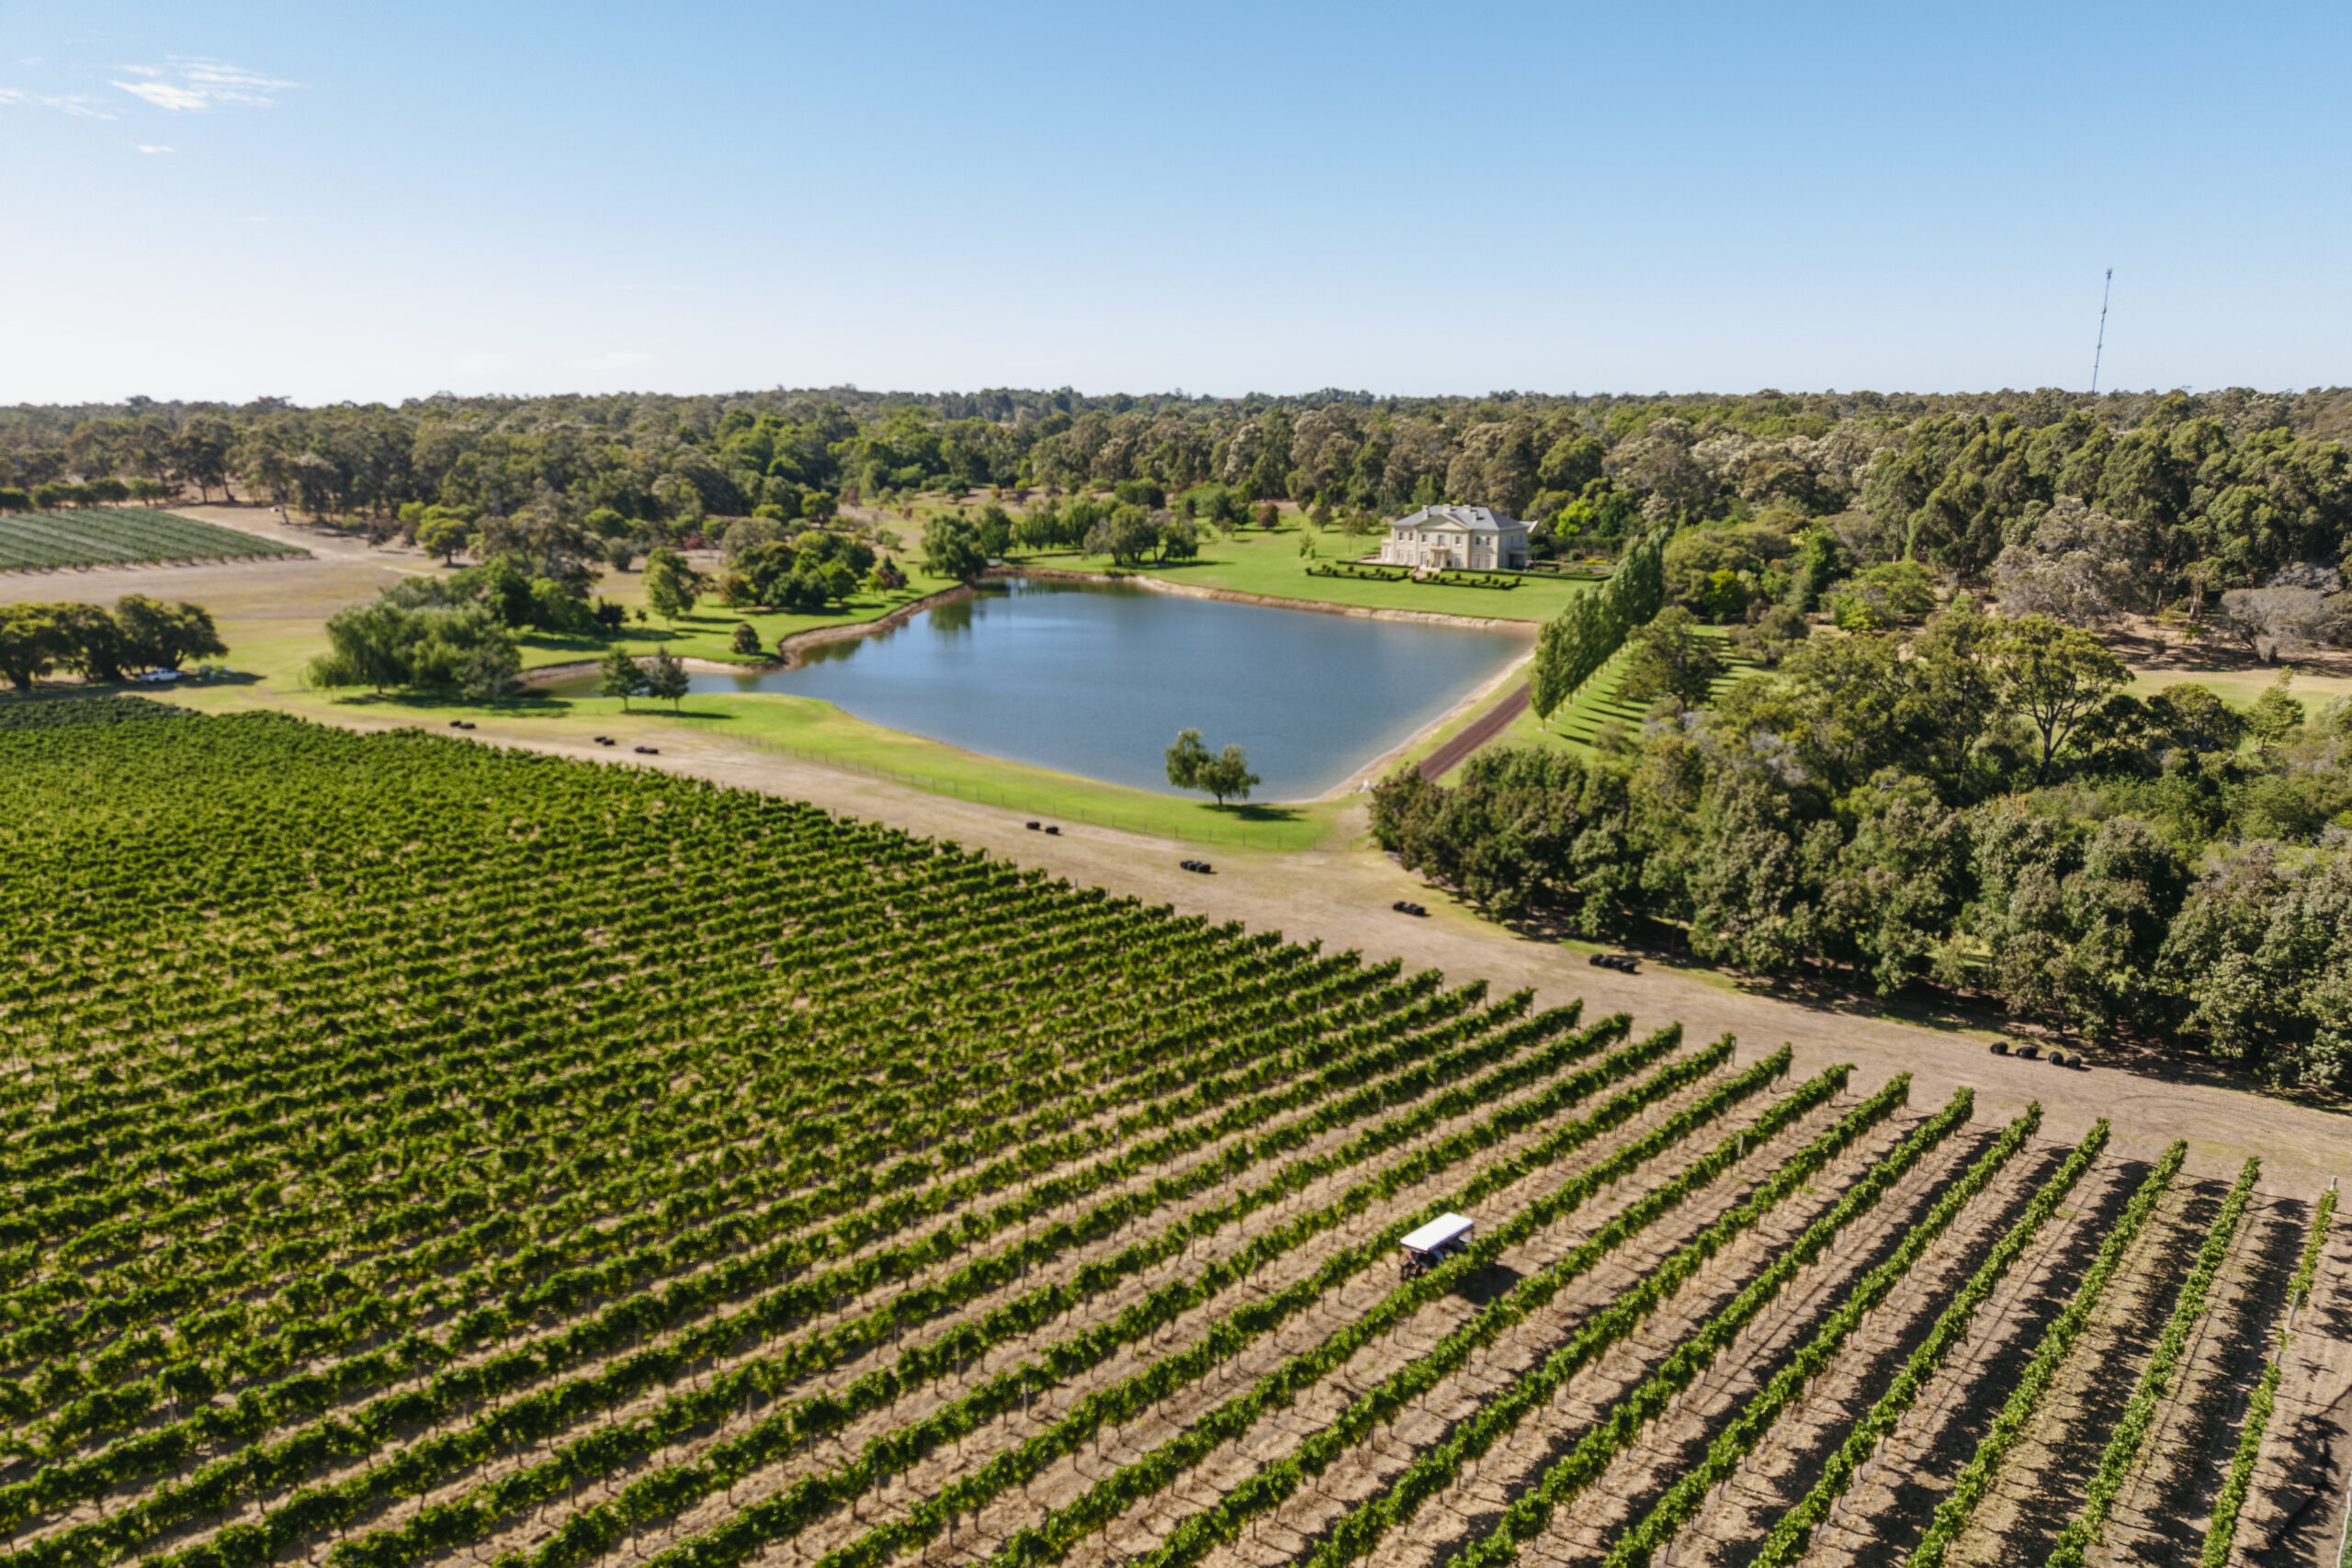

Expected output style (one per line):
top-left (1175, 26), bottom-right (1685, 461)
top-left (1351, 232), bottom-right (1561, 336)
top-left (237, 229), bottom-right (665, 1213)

top-left (1200, 747), bottom-right (1259, 806)
top-left (645, 650), bottom-right (691, 711)
top-left (1165, 729), bottom-right (1211, 791)
top-left (1166, 728), bottom-right (1260, 807)
top-left (598, 647), bottom-right (647, 711)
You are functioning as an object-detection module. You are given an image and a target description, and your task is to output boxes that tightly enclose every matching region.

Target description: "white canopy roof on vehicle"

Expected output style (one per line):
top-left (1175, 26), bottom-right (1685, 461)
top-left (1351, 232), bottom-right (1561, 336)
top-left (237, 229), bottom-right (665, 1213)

top-left (1399, 1213), bottom-right (1475, 1254)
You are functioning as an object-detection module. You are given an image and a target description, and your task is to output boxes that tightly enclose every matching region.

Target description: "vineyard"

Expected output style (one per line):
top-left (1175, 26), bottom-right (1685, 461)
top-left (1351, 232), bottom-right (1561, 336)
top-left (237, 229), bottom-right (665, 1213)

top-left (0, 707), bottom-right (2342, 1568)
top-left (0, 508), bottom-right (308, 571)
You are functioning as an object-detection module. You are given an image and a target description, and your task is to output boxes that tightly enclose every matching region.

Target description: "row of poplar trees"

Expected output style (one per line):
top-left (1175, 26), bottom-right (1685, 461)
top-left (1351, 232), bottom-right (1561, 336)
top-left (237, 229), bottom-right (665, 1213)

top-left (1528, 534), bottom-right (1666, 723)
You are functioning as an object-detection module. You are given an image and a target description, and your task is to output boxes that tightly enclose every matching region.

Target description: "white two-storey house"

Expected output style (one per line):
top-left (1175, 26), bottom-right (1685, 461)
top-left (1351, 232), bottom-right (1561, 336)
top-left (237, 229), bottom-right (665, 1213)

top-left (1378, 504), bottom-right (1531, 572)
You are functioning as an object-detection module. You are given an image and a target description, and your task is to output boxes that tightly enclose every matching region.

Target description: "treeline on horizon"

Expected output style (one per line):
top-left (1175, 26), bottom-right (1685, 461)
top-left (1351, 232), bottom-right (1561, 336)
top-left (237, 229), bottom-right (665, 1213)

top-left (1, 383), bottom-right (2347, 602)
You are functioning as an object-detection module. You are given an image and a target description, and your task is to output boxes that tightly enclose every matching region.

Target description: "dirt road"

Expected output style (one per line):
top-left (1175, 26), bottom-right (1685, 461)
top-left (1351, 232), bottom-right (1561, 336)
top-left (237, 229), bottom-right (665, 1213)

top-left (1419, 682), bottom-right (1530, 780)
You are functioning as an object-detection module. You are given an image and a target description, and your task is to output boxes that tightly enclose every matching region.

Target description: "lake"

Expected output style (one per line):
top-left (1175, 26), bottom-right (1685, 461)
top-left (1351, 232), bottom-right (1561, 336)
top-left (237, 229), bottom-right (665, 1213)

top-left (557, 579), bottom-right (1527, 797)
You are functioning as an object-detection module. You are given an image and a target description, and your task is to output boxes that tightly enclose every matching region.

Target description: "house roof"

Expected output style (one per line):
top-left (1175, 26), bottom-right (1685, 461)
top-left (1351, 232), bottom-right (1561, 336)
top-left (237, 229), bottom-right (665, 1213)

top-left (1400, 1213), bottom-right (1475, 1253)
top-left (1390, 503), bottom-right (1526, 534)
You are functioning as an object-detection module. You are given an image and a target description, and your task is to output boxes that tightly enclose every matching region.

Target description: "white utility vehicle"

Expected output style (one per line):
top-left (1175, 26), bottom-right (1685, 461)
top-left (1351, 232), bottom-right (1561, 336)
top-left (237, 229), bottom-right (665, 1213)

top-left (1398, 1213), bottom-right (1475, 1280)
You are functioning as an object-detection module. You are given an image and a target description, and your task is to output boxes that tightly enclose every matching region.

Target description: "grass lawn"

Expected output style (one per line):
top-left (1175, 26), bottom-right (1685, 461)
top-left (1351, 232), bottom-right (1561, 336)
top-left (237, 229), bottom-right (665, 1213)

top-left (596, 692), bottom-right (1334, 848)
top-left (1011, 521), bottom-right (1598, 623)
top-left (169, 672), bottom-right (1340, 850)
top-left (2122, 660), bottom-right (2352, 710)
top-left (1424, 626), bottom-right (1755, 781)
top-left (531, 565), bottom-right (970, 670)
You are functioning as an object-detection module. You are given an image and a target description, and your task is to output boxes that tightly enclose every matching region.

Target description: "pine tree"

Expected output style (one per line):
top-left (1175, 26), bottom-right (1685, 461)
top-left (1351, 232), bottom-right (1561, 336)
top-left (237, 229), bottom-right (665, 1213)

top-left (1530, 617), bottom-right (1572, 724)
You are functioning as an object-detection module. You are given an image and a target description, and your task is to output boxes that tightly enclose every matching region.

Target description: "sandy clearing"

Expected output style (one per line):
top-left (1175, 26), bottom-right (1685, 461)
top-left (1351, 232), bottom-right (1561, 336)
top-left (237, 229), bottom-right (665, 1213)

top-left (7, 549), bottom-right (409, 622)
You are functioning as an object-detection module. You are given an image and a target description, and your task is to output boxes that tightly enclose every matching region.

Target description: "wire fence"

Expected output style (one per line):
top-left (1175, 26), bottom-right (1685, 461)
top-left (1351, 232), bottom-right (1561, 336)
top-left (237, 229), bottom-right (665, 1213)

top-left (744, 739), bottom-right (1323, 851)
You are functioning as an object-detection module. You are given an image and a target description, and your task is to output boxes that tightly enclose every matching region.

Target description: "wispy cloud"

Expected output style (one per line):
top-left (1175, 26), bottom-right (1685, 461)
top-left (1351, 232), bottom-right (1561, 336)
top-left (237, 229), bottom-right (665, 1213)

top-left (573, 351), bottom-right (655, 371)
top-left (110, 58), bottom-right (297, 112)
top-left (456, 353), bottom-right (517, 376)
top-left (0, 86), bottom-right (117, 118)
top-left (136, 143), bottom-right (175, 153)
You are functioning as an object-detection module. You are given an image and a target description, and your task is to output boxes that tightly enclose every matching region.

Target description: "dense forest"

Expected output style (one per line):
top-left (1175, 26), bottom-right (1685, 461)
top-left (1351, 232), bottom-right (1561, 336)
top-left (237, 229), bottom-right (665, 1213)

top-left (1378, 601), bottom-right (2352, 1089)
top-left (4, 386), bottom-right (2350, 617)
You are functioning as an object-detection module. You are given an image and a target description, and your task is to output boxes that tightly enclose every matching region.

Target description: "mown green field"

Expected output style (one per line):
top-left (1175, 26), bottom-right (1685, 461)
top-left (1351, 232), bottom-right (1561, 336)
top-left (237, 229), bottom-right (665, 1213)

top-left (1419, 626), bottom-right (1752, 782)
top-left (264, 679), bottom-right (1340, 848)
top-left (1025, 521), bottom-right (1600, 622)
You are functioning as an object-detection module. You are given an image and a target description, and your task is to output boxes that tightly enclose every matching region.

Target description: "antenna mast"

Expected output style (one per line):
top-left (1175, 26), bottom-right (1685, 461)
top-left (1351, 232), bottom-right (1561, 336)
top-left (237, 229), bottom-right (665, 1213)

top-left (2089, 267), bottom-right (2113, 393)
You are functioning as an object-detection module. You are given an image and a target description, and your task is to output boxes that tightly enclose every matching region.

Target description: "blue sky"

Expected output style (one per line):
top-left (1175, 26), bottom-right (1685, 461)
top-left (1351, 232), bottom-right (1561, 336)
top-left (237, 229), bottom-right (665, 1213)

top-left (2, 0), bottom-right (2346, 403)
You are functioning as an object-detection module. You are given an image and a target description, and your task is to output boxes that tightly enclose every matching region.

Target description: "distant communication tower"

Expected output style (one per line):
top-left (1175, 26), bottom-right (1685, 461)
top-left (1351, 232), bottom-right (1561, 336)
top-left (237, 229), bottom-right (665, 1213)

top-left (2089, 268), bottom-right (2114, 393)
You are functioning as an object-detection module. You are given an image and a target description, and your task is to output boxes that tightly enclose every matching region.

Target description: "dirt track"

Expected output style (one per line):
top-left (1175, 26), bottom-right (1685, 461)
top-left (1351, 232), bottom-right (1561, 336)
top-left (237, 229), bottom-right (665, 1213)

top-left (1419, 682), bottom-right (1530, 780)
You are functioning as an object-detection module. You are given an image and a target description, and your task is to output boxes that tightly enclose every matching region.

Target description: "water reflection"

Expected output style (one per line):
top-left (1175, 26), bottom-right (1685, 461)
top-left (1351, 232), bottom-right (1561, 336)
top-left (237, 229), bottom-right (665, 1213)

top-left (558, 580), bottom-right (1524, 797)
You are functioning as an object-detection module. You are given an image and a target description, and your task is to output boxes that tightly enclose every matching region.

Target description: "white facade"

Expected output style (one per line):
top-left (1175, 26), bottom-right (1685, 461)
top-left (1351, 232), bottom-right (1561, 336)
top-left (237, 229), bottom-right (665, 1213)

top-left (1378, 503), bottom-right (1530, 571)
